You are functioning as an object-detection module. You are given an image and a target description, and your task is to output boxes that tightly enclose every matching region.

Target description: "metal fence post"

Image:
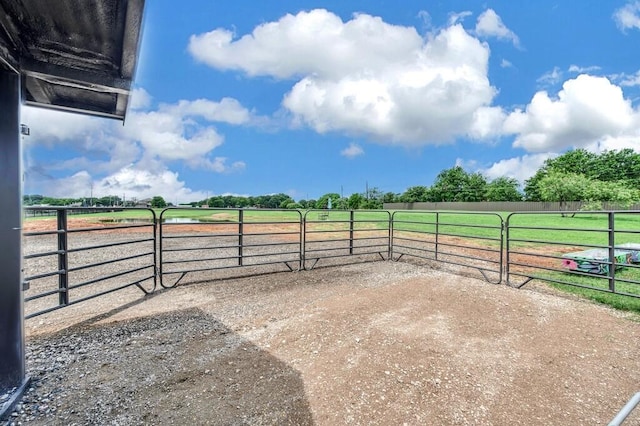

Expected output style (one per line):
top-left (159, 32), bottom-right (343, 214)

top-left (57, 209), bottom-right (69, 306)
top-left (608, 212), bottom-right (616, 293)
top-left (298, 211), bottom-right (304, 271)
top-left (302, 211), bottom-right (308, 270)
top-left (504, 215), bottom-right (510, 284)
top-left (349, 210), bottom-right (354, 255)
top-left (435, 212), bottom-right (440, 261)
top-left (388, 212), bottom-right (393, 261)
top-left (238, 209), bottom-right (244, 267)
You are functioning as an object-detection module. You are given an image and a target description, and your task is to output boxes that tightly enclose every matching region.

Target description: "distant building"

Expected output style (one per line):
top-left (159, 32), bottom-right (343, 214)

top-left (135, 198), bottom-right (152, 208)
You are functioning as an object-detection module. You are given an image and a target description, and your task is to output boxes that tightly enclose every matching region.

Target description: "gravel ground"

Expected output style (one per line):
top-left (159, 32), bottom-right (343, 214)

top-left (7, 219), bottom-right (640, 425)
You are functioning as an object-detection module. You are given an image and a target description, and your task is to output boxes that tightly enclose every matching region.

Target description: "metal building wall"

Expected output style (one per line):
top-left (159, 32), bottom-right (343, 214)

top-left (0, 71), bottom-right (27, 401)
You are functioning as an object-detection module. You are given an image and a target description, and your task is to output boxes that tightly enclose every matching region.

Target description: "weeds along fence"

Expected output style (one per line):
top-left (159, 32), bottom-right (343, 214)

top-left (21, 207), bottom-right (640, 318)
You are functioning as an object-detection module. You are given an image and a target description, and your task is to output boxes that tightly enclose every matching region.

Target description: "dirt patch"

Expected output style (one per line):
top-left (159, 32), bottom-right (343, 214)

top-left (13, 261), bottom-right (640, 425)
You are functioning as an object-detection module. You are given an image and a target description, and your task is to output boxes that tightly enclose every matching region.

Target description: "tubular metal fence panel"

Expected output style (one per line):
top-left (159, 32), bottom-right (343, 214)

top-left (21, 207), bottom-right (640, 318)
top-left (391, 211), bottom-right (503, 284)
top-left (302, 210), bottom-right (391, 270)
top-left (22, 207), bottom-right (157, 318)
top-left (505, 211), bottom-right (640, 298)
top-left (159, 208), bottom-right (303, 288)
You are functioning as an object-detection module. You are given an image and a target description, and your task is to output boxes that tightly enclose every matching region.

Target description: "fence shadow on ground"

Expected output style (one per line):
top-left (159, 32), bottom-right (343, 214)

top-left (23, 308), bottom-right (315, 425)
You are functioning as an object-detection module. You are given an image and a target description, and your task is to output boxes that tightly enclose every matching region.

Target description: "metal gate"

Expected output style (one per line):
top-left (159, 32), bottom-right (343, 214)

top-left (391, 211), bottom-right (503, 284)
top-left (159, 208), bottom-right (303, 288)
top-left (506, 211), bottom-right (640, 298)
top-left (302, 210), bottom-right (391, 269)
top-left (23, 207), bottom-right (157, 318)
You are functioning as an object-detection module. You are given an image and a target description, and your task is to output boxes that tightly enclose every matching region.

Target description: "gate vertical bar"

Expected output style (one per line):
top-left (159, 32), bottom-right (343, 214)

top-left (608, 212), bottom-right (615, 293)
top-left (57, 209), bottom-right (69, 306)
top-left (302, 211), bottom-right (308, 270)
top-left (505, 214), bottom-right (511, 283)
top-left (435, 212), bottom-right (440, 261)
top-left (0, 70), bottom-right (29, 416)
top-left (298, 211), bottom-right (303, 271)
top-left (349, 210), bottom-right (354, 255)
top-left (238, 209), bottom-right (244, 266)
top-left (499, 216), bottom-right (505, 283)
top-left (388, 212), bottom-right (392, 260)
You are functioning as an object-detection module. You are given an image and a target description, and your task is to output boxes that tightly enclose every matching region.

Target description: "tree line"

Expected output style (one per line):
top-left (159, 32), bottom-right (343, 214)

top-left (523, 149), bottom-right (640, 210)
top-left (24, 149), bottom-right (640, 210)
top-left (23, 194), bottom-right (131, 207)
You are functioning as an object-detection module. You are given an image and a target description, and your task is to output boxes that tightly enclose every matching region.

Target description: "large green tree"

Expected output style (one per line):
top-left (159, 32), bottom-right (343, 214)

top-left (582, 180), bottom-right (640, 210)
top-left (485, 177), bottom-right (523, 202)
top-left (430, 166), bottom-right (487, 202)
top-left (150, 196), bottom-right (167, 208)
top-left (347, 193), bottom-right (365, 209)
top-left (382, 192), bottom-right (399, 204)
top-left (593, 149), bottom-right (640, 185)
top-left (400, 186), bottom-right (430, 202)
top-left (430, 166), bottom-right (468, 202)
top-left (525, 149), bottom-right (640, 200)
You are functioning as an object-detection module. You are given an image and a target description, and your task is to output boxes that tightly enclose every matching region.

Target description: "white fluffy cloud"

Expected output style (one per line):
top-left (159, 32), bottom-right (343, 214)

top-left (475, 9), bottom-right (520, 47)
top-left (340, 143), bottom-right (364, 158)
top-left (481, 153), bottom-right (555, 183)
top-left (129, 87), bottom-right (153, 110)
top-left (467, 107), bottom-right (506, 140)
top-left (31, 166), bottom-right (208, 204)
top-left (189, 9), bottom-right (502, 145)
top-left (504, 74), bottom-right (640, 152)
top-left (189, 9), bottom-right (422, 80)
top-left (122, 97), bottom-right (252, 162)
top-left (21, 107), bottom-right (104, 146)
top-left (96, 166), bottom-right (207, 203)
top-left (614, 1), bottom-right (640, 31)
top-left (21, 93), bottom-right (252, 201)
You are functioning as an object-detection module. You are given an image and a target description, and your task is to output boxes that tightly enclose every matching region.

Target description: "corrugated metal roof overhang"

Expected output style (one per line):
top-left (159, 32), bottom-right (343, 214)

top-left (0, 0), bottom-right (145, 120)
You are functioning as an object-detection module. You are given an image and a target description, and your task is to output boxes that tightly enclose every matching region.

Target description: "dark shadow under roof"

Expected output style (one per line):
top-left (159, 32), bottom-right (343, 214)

top-left (0, 0), bottom-right (145, 120)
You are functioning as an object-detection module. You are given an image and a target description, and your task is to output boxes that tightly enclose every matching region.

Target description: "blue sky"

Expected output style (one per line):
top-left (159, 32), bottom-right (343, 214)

top-left (21, 0), bottom-right (640, 203)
